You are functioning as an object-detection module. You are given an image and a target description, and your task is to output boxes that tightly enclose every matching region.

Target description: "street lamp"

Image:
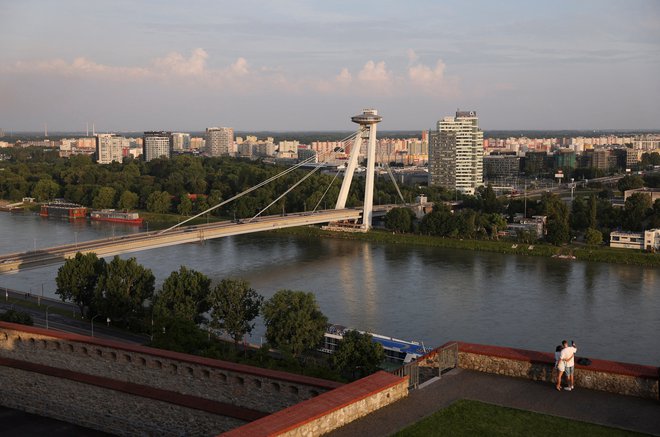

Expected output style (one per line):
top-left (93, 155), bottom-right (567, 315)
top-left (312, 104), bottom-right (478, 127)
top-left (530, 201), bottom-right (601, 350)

top-left (91, 314), bottom-right (100, 337)
top-left (45, 305), bottom-right (52, 329)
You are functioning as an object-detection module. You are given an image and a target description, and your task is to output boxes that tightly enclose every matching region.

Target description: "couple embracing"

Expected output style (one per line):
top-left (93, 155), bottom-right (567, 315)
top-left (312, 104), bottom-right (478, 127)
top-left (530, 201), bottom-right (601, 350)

top-left (554, 340), bottom-right (577, 391)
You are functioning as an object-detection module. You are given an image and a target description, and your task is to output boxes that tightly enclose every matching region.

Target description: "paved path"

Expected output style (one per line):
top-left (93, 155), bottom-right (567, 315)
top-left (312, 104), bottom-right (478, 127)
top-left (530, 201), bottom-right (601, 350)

top-left (329, 368), bottom-right (660, 436)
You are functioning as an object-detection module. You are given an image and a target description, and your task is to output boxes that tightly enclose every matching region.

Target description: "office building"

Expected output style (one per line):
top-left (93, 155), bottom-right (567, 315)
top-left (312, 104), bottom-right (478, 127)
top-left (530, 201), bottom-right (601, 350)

top-left (143, 131), bottom-right (172, 162)
top-left (428, 110), bottom-right (483, 194)
top-left (205, 127), bottom-right (234, 157)
top-left (96, 134), bottom-right (128, 164)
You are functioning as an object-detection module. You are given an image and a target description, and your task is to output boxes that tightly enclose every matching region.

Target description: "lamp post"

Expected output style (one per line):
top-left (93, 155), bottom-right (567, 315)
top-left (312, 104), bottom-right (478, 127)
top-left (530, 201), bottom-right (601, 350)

top-left (91, 314), bottom-right (100, 337)
top-left (45, 305), bottom-right (52, 329)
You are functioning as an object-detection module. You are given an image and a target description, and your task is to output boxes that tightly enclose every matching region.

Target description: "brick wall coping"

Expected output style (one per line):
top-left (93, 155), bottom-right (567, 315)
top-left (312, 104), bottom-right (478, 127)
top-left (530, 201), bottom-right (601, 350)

top-left (220, 371), bottom-right (406, 437)
top-left (433, 341), bottom-right (659, 380)
top-left (0, 356), bottom-right (268, 422)
top-left (0, 321), bottom-right (342, 390)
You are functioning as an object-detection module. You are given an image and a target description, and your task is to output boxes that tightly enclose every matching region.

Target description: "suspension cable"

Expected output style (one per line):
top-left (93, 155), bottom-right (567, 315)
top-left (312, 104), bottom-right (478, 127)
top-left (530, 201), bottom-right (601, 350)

top-left (313, 169), bottom-right (341, 212)
top-left (384, 162), bottom-right (407, 204)
top-left (247, 165), bottom-right (323, 222)
top-left (160, 129), bottom-right (361, 233)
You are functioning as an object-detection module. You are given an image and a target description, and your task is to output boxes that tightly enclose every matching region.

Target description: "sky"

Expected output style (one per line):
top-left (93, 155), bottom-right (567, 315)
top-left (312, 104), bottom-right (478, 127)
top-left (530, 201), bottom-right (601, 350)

top-left (1, 0), bottom-right (659, 132)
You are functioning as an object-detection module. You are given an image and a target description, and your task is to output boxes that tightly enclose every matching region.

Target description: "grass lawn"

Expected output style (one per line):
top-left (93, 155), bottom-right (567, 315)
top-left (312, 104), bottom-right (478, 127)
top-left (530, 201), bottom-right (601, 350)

top-left (394, 400), bottom-right (646, 437)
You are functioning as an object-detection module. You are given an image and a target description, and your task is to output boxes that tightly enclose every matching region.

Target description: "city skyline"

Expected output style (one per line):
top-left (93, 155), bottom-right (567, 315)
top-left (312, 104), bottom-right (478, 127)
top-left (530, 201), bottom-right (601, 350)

top-left (1, 1), bottom-right (659, 131)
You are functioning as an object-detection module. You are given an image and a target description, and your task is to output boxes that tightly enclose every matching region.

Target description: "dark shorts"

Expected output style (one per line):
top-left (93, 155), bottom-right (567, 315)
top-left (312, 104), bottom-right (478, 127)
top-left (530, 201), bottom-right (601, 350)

top-left (565, 366), bottom-right (574, 376)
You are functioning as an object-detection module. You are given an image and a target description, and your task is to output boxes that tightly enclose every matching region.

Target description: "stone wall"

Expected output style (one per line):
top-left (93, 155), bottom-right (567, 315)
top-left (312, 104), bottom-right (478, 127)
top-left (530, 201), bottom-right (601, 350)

top-left (222, 371), bottom-right (409, 437)
top-left (0, 322), bottom-right (343, 435)
top-left (0, 365), bottom-right (244, 436)
top-left (0, 322), bottom-right (340, 413)
top-left (420, 341), bottom-right (659, 400)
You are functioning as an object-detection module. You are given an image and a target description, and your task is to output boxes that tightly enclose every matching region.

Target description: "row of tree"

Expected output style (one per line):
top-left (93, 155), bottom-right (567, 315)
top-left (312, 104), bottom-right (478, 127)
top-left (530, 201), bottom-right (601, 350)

top-left (385, 183), bottom-right (660, 245)
top-left (55, 253), bottom-right (384, 379)
top-left (0, 149), bottom-right (453, 218)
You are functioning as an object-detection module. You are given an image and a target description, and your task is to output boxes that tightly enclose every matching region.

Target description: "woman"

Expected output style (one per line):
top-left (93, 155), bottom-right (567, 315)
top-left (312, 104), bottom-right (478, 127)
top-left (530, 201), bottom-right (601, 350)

top-left (555, 344), bottom-right (565, 391)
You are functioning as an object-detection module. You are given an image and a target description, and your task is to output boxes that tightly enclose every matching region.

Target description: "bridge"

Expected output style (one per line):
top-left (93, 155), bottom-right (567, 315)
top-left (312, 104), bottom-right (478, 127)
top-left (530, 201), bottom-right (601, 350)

top-left (0, 109), bottom-right (404, 274)
top-left (0, 209), bottom-right (364, 274)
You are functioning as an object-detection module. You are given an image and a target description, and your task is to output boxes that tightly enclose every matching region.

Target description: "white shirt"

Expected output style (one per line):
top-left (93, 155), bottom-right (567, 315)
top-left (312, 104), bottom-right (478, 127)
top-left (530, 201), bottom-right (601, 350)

top-left (561, 346), bottom-right (577, 367)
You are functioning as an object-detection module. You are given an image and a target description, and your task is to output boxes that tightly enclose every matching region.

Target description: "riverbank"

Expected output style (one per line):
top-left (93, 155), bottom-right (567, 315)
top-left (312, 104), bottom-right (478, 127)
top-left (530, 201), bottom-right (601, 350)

top-left (272, 226), bottom-right (660, 268)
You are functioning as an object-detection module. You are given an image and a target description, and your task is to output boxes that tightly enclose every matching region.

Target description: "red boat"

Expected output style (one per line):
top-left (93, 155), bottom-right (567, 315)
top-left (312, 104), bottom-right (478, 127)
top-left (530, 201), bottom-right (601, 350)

top-left (90, 209), bottom-right (143, 225)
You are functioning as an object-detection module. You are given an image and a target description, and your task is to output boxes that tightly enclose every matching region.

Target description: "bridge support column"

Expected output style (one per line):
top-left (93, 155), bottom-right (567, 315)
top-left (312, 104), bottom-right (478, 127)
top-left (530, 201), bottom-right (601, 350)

top-left (334, 109), bottom-right (382, 231)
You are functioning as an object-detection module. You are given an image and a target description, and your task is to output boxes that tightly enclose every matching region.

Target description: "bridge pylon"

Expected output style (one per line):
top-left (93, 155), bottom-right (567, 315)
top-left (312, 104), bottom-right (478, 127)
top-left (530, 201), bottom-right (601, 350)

top-left (335, 109), bottom-right (382, 230)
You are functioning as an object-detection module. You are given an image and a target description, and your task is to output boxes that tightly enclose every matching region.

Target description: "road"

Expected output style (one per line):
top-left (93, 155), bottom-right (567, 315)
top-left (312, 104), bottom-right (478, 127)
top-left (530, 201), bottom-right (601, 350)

top-left (0, 287), bottom-right (148, 344)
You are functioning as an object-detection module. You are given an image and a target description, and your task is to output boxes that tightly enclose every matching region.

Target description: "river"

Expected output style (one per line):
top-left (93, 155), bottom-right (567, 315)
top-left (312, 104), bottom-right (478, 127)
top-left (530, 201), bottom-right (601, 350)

top-left (1, 212), bottom-right (658, 366)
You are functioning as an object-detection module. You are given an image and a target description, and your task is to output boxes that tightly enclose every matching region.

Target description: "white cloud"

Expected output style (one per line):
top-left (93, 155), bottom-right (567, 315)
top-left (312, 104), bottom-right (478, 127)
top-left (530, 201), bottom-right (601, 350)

top-left (153, 48), bottom-right (208, 77)
top-left (2, 49), bottom-right (461, 98)
top-left (357, 60), bottom-right (393, 88)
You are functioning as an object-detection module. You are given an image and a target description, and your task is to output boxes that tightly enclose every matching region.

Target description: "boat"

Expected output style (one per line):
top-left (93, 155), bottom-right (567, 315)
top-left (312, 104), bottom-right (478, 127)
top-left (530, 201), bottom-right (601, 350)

top-left (320, 324), bottom-right (430, 365)
top-left (40, 200), bottom-right (87, 219)
top-left (90, 209), bottom-right (143, 225)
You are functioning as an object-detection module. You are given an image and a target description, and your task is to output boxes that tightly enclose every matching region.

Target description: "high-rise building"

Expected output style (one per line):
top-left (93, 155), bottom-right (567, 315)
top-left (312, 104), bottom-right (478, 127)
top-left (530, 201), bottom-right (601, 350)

top-left (428, 110), bottom-right (483, 194)
top-left (143, 131), bottom-right (172, 162)
top-left (205, 127), bottom-right (234, 156)
top-left (96, 134), bottom-right (128, 164)
top-left (171, 132), bottom-right (191, 151)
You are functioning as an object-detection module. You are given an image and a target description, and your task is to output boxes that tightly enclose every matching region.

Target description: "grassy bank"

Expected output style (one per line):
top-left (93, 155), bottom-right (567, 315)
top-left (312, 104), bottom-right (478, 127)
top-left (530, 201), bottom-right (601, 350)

top-left (271, 226), bottom-right (660, 268)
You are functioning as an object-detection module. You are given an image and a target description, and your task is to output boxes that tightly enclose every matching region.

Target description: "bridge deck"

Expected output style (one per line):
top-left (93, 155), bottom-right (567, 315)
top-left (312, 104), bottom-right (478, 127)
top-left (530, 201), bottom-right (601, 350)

top-left (0, 209), bottom-right (362, 274)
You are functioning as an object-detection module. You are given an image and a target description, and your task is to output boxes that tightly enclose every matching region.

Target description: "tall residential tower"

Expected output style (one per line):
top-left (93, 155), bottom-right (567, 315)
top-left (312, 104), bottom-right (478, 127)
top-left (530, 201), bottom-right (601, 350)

top-left (143, 131), bottom-right (172, 162)
top-left (205, 127), bottom-right (234, 157)
top-left (429, 110), bottom-right (483, 195)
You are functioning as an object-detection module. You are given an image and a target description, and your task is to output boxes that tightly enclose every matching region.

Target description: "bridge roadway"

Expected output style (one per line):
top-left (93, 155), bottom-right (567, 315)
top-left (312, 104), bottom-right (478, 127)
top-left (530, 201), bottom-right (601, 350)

top-left (0, 208), bottom-right (363, 274)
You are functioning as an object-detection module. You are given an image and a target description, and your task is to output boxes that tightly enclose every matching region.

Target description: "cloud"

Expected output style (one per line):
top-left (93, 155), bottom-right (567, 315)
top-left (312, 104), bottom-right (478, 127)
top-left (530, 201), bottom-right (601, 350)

top-left (357, 60), bottom-right (393, 89)
top-left (2, 49), bottom-right (461, 98)
top-left (407, 49), bottom-right (419, 65)
top-left (153, 48), bottom-right (208, 76)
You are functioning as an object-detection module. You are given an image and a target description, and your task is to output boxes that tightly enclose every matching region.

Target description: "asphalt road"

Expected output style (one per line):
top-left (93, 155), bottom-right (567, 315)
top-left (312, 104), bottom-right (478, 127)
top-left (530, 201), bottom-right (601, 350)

top-left (1, 287), bottom-right (149, 344)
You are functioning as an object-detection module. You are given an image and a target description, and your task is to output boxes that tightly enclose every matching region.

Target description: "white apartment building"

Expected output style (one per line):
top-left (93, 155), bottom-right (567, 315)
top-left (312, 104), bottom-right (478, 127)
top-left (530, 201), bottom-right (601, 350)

top-left (429, 110), bottom-right (484, 194)
top-left (96, 134), bottom-right (129, 164)
top-left (205, 127), bottom-right (234, 156)
top-left (143, 131), bottom-right (172, 162)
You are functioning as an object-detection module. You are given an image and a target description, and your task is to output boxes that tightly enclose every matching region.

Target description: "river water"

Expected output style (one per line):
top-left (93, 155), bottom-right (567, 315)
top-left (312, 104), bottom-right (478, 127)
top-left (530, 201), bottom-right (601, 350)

top-left (1, 212), bottom-right (658, 366)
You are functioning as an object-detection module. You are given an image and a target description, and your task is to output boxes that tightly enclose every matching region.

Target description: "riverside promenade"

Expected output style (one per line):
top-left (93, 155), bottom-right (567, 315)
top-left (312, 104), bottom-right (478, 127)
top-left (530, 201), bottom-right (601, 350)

top-left (329, 368), bottom-right (660, 436)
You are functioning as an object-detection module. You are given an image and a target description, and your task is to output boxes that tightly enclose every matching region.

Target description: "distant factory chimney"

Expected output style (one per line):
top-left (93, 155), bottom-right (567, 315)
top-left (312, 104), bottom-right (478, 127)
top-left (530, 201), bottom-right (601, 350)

top-left (44, 123), bottom-right (48, 137)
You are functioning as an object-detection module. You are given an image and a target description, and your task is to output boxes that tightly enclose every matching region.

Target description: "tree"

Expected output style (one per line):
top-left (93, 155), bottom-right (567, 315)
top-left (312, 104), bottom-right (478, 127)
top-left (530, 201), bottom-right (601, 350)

top-left (331, 330), bottom-right (385, 380)
top-left (94, 256), bottom-right (155, 330)
top-left (152, 266), bottom-right (211, 324)
top-left (384, 207), bottom-right (415, 233)
top-left (541, 193), bottom-right (570, 245)
top-left (31, 178), bottom-right (60, 201)
top-left (617, 175), bottom-right (644, 193)
top-left (55, 252), bottom-right (106, 316)
top-left (585, 227), bottom-right (603, 246)
top-left (92, 186), bottom-right (116, 209)
top-left (0, 309), bottom-right (34, 325)
top-left (481, 184), bottom-right (501, 214)
top-left (178, 194), bottom-right (193, 216)
top-left (118, 190), bottom-right (139, 210)
top-left (208, 279), bottom-right (263, 347)
top-left (623, 193), bottom-right (652, 231)
top-left (588, 194), bottom-right (598, 229)
top-left (146, 190), bottom-right (171, 213)
top-left (570, 196), bottom-right (589, 231)
top-left (262, 290), bottom-right (328, 356)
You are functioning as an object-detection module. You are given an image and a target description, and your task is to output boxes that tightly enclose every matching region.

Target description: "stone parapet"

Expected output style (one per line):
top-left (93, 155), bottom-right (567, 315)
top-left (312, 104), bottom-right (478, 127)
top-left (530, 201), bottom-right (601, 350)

top-left (419, 341), bottom-right (659, 400)
top-left (221, 371), bottom-right (408, 436)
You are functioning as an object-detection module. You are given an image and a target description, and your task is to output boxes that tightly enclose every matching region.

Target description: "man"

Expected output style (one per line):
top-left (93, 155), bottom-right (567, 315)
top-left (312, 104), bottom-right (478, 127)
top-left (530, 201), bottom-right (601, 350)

top-left (560, 340), bottom-right (577, 391)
